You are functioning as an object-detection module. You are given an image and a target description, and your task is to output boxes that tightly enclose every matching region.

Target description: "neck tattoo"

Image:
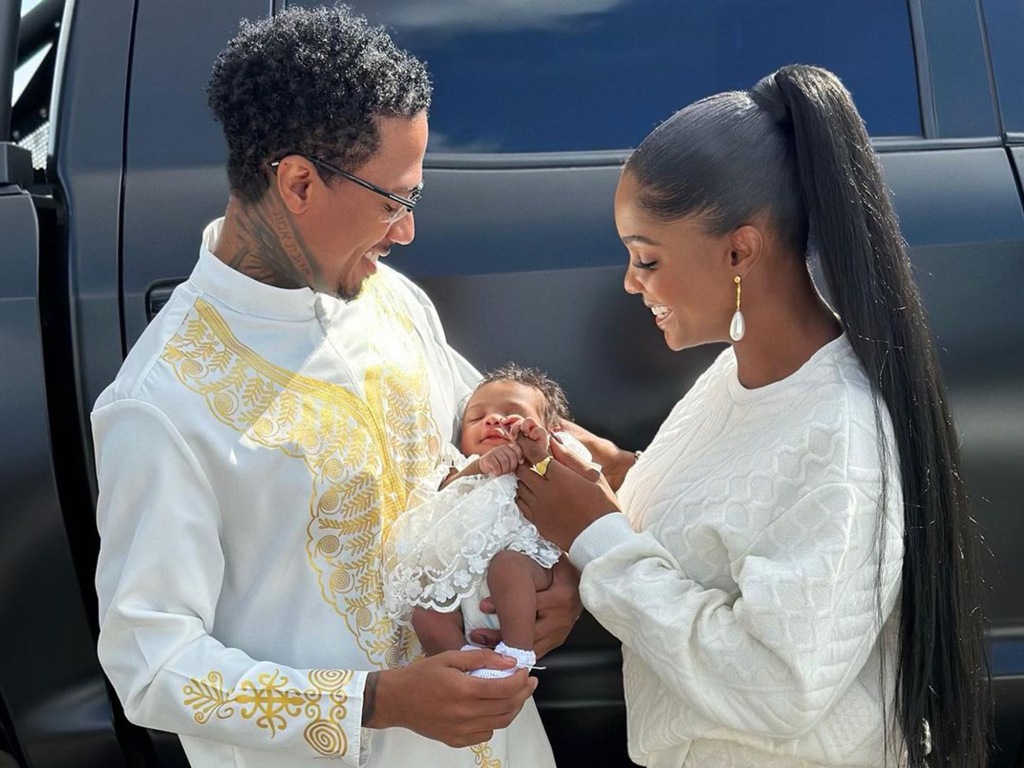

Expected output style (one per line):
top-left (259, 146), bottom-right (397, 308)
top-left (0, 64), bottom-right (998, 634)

top-left (226, 192), bottom-right (321, 290)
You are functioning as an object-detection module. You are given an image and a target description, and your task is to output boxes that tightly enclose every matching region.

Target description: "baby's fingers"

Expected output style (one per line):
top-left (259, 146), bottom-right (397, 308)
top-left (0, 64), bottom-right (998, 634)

top-left (503, 444), bottom-right (524, 472)
top-left (489, 444), bottom-right (522, 475)
top-left (479, 454), bottom-right (499, 475)
top-left (527, 423), bottom-right (548, 441)
top-left (504, 417), bottom-right (525, 439)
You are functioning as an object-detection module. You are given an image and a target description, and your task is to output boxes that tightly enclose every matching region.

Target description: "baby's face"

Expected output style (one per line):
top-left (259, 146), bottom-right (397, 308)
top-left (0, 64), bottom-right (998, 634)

top-left (460, 380), bottom-right (548, 456)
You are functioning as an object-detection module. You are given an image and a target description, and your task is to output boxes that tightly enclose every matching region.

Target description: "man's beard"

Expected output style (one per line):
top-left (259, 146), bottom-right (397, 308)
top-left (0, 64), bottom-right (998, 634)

top-left (335, 277), bottom-right (366, 302)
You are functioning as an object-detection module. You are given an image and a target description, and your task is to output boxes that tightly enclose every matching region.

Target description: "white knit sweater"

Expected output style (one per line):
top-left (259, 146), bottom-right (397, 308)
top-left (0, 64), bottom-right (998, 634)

top-left (569, 335), bottom-right (905, 767)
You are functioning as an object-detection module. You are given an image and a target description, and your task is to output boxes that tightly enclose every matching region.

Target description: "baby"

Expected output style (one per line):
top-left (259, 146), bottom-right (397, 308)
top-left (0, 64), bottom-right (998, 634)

top-left (384, 364), bottom-right (589, 677)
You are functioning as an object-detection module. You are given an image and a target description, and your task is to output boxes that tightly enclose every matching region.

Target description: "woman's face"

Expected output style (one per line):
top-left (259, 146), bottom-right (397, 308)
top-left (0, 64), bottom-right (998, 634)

top-left (614, 173), bottom-right (735, 352)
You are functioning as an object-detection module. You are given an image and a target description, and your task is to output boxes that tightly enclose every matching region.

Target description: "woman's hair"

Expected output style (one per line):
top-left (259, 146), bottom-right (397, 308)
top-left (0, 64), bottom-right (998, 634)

top-left (625, 65), bottom-right (989, 766)
top-left (479, 363), bottom-right (571, 429)
top-left (207, 5), bottom-right (432, 203)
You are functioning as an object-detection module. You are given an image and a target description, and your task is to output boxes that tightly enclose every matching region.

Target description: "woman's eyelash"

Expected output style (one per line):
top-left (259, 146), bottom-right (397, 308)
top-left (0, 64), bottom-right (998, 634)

top-left (632, 258), bottom-right (657, 270)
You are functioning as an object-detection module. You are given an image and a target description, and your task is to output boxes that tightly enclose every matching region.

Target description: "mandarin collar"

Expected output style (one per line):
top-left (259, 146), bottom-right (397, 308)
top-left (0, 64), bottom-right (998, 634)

top-left (190, 217), bottom-right (334, 322)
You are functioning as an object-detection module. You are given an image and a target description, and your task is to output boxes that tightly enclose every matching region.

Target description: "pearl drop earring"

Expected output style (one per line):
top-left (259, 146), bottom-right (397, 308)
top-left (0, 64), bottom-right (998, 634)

top-left (729, 276), bottom-right (745, 342)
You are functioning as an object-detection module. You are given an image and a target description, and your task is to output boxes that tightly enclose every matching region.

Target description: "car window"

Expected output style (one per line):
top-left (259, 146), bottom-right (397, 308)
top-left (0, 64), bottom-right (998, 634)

top-left (290, 0), bottom-right (921, 152)
top-left (981, 0), bottom-right (1024, 135)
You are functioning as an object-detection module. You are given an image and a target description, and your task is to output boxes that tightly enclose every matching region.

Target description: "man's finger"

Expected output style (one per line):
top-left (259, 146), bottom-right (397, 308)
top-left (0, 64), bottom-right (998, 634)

top-left (469, 627), bottom-right (500, 646)
top-left (457, 733), bottom-right (496, 749)
top-left (469, 692), bottom-right (527, 718)
top-left (446, 649), bottom-right (515, 673)
top-left (478, 596), bottom-right (496, 614)
top-left (465, 669), bottom-right (536, 700)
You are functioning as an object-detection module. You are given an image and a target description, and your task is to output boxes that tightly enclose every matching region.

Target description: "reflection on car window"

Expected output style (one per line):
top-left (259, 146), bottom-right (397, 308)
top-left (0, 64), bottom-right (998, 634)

top-left (291, 0), bottom-right (921, 152)
top-left (981, 0), bottom-right (1024, 133)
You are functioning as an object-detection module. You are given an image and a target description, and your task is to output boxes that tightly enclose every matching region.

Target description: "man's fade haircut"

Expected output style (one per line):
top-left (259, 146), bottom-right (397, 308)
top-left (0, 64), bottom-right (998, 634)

top-left (480, 363), bottom-right (571, 429)
top-left (207, 5), bottom-right (432, 203)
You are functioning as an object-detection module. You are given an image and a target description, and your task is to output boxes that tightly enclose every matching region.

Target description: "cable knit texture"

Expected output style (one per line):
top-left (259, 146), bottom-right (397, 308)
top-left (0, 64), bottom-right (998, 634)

top-left (570, 335), bottom-right (905, 767)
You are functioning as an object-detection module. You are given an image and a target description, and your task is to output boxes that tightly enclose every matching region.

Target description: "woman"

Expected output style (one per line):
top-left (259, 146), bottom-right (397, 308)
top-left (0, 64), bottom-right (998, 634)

top-left (517, 65), bottom-right (989, 767)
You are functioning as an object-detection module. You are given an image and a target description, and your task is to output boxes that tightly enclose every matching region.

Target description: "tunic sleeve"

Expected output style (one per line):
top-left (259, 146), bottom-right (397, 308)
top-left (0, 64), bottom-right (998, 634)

top-left (93, 399), bottom-right (368, 764)
top-left (572, 482), bottom-right (903, 739)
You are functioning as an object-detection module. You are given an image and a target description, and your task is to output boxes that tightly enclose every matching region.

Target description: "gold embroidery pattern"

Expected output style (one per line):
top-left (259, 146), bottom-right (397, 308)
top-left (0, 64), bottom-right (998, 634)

top-left (303, 669), bottom-right (352, 756)
top-left (183, 669), bottom-right (352, 756)
top-left (472, 742), bottom-right (503, 767)
top-left (160, 276), bottom-right (440, 668)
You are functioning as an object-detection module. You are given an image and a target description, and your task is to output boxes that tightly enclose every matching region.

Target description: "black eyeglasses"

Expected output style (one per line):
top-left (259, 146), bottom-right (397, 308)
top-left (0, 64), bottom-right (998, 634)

top-left (269, 155), bottom-right (422, 224)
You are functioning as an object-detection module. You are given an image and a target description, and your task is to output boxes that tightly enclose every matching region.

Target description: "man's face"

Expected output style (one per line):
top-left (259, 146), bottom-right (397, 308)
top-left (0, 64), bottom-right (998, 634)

top-left (302, 112), bottom-right (428, 300)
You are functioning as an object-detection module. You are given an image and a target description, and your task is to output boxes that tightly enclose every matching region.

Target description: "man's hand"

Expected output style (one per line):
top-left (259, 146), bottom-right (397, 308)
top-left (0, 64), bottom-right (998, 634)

top-left (367, 651), bottom-right (537, 748)
top-left (470, 557), bottom-right (582, 659)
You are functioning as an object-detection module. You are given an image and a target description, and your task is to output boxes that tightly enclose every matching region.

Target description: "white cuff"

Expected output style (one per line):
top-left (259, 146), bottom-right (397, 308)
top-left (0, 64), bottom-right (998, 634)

top-left (568, 512), bottom-right (636, 570)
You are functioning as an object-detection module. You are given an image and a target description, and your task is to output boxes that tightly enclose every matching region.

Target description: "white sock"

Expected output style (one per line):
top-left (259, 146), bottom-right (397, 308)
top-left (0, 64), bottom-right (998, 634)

top-left (466, 641), bottom-right (536, 679)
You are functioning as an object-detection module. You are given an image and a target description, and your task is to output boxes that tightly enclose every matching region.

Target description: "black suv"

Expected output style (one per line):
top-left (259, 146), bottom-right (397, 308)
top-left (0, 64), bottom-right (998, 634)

top-left (1, 1), bottom-right (1022, 766)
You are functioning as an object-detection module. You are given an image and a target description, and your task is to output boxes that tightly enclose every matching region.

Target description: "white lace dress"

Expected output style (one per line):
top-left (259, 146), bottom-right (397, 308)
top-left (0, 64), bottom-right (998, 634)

top-left (384, 436), bottom-right (589, 633)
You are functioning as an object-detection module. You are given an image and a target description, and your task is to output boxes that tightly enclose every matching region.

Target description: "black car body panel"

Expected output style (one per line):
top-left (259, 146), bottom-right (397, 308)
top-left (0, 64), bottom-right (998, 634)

top-left (1, 1), bottom-right (1022, 766)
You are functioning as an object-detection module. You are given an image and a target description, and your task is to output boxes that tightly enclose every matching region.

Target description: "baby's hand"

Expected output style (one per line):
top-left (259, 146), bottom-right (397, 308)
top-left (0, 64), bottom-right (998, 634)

top-left (498, 415), bottom-right (525, 434)
top-left (512, 417), bottom-right (551, 465)
top-left (478, 443), bottom-right (523, 476)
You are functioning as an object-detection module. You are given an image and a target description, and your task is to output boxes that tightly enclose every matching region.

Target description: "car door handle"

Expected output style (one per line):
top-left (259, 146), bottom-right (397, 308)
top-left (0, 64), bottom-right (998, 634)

top-left (145, 278), bottom-right (186, 322)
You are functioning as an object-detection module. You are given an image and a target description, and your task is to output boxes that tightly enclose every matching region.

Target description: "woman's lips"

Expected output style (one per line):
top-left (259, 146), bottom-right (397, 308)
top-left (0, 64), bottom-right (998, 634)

top-left (650, 304), bottom-right (672, 328)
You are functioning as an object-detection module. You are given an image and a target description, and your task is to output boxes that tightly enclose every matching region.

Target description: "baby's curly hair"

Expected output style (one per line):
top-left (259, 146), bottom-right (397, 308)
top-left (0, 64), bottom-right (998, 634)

top-left (207, 5), bottom-right (432, 203)
top-left (480, 363), bottom-right (571, 429)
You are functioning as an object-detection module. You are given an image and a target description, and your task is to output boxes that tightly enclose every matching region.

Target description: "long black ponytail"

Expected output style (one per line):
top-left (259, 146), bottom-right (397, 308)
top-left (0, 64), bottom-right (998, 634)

top-left (626, 65), bottom-right (989, 766)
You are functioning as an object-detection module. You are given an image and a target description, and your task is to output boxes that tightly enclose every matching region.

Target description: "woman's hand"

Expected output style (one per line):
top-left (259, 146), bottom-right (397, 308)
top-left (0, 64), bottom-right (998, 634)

top-left (516, 437), bottom-right (621, 551)
top-left (557, 420), bottom-right (637, 491)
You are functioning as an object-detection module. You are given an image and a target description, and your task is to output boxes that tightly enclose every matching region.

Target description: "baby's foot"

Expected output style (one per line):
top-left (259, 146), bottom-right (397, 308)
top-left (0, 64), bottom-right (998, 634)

top-left (463, 642), bottom-right (537, 679)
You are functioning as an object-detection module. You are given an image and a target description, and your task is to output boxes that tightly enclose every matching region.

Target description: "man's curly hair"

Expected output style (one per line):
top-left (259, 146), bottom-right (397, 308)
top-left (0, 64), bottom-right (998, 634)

top-left (480, 363), bottom-right (571, 429)
top-left (207, 5), bottom-right (432, 203)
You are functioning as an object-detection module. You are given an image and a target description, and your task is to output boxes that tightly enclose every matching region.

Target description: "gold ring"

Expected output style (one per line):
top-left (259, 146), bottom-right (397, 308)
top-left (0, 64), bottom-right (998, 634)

top-left (531, 456), bottom-right (553, 477)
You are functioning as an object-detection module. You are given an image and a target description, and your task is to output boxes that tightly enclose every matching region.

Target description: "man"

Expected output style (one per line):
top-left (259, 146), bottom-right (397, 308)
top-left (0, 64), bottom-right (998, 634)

top-left (92, 7), bottom-right (578, 766)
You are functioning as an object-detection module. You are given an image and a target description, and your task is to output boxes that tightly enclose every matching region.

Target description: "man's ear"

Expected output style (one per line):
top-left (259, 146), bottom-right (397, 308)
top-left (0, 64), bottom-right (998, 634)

top-left (273, 156), bottom-right (317, 214)
top-left (727, 223), bottom-right (765, 276)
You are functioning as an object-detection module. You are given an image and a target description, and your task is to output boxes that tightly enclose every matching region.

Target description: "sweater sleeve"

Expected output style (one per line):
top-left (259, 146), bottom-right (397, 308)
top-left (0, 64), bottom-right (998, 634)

top-left (93, 399), bottom-right (368, 764)
top-left (574, 482), bottom-right (902, 739)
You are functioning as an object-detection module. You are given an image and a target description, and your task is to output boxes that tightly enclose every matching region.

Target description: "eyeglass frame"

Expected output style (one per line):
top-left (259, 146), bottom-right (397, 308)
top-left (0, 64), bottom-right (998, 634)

top-left (268, 154), bottom-right (422, 223)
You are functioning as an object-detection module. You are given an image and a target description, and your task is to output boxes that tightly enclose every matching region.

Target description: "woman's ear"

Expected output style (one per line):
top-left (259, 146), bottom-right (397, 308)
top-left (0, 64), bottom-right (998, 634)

top-left (728, 223), bottom-right (765, 276)
top-left (273, 156), bottom-right (317, 215)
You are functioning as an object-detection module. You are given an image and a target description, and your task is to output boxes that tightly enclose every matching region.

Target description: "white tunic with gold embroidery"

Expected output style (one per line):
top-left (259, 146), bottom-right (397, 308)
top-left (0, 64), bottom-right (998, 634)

top-left (93, 219), bottom-right (555, 768)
